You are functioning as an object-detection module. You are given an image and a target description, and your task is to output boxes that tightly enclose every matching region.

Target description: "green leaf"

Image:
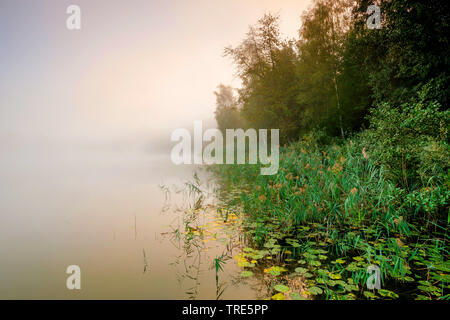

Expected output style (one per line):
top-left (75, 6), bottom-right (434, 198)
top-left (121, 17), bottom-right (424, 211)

top-left (310, 260), bottom-right (322, 267)
top-left (274, 284), bottom-right (290, 293)
top-left (295, 267), bottom-right (308, 274)
top-left (378, 289), bottom-right (399, 299)
top-left (363, 291), bottom-right (376, 299)
top-left (290, 292), bottom-right (307, 300)
top-left (308, 286), bottom-right (323, 295)
top-left (240, 271), bottom-right (253, 278)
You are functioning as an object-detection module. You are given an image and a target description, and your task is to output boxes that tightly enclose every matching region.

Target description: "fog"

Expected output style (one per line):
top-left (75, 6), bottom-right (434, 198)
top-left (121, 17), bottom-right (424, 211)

top-left (0, 0), bottom-right (311, 298)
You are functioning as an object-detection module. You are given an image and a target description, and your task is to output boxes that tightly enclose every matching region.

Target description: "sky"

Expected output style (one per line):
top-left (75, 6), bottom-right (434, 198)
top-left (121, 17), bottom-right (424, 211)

top-left (0, 0), bottom-right (313, 149)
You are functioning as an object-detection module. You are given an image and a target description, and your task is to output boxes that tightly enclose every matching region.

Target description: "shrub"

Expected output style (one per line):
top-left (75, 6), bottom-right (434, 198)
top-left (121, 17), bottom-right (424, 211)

top-left (361, 95), bottom-right (449, 191)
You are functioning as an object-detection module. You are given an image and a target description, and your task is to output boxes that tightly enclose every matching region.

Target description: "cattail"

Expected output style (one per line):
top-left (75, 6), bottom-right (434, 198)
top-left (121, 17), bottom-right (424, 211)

top-left (362, 148), bottom-right (369, 159)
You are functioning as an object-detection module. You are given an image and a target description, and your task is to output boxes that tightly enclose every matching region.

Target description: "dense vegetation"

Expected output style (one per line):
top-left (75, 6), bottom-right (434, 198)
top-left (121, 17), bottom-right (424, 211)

top-left (211, 0), bottom-right (449, 299)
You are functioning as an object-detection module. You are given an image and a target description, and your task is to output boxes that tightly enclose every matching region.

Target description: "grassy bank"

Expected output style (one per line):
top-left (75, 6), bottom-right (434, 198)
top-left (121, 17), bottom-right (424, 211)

top-left (209, 130), bottom-right (449, 300)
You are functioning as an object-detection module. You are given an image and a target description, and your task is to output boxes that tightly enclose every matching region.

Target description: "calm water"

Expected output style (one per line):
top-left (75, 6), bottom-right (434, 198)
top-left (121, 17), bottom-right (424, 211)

top-left (0, 138), bottom-right (259, 299)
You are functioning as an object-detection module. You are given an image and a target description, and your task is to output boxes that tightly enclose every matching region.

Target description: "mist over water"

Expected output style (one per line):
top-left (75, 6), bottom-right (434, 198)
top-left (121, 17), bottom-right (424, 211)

top-left (0, 131), bottom-right (261, 299)
top-left (0, 134), bottom-right (186, 298)
top-left (0, 0), bottom-right (310, 299)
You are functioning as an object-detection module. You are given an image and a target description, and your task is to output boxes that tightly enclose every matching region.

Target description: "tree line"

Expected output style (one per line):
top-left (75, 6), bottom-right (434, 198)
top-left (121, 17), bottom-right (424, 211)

top-left (214, 0), bottom-right (449, 143)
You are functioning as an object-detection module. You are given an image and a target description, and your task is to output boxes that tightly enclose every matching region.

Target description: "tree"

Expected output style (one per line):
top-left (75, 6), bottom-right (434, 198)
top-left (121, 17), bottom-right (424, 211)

top-left (224, 14), bottom-right (305, 141)
top-left (214, 84), bottom-right (244, 133)
top-left (296, 0), bottom-right (354, 137)
top-left (348, 0), bottom-right (450, 107)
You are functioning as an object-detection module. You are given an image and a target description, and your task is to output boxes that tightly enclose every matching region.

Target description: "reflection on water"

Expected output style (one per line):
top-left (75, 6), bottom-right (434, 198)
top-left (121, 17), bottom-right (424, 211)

top-left (160, 176), bottom-right (261, 299)
top-left (0, 139), bottom-right (259, 299)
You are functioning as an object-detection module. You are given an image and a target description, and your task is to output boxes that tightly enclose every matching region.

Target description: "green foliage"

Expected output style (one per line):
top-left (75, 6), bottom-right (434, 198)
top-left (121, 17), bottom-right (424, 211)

top-left (350, 0), bottom-right (450, 107)
top-left (360, 90), bottom-right (449, 221)
top-left (210, 130), bottom-right (449, 300)
top-left (209, 0), bottom-right (450, 301)
top-left (212, 130), bottom-right (411, 237)
top-left (216, 0), bottom-right (450, 141)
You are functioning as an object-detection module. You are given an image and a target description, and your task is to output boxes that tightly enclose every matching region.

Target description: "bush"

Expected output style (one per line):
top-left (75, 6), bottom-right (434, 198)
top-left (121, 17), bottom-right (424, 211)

top-left (361, 95), bottom-right (449, 191)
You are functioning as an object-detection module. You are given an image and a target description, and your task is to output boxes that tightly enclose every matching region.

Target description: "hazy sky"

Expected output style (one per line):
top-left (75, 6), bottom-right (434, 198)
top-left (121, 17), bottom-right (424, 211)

top-left (0, 0), bottom-right (312, 147)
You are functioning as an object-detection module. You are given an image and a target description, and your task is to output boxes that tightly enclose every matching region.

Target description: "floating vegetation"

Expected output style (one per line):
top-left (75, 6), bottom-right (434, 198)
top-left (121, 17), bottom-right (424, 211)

top-left (207, 133), bottom-right (449, 300)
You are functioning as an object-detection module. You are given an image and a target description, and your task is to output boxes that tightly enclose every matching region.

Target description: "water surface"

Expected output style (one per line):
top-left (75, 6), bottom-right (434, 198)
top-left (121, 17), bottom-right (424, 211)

top-left (0, 138), bottom-right (259, 299)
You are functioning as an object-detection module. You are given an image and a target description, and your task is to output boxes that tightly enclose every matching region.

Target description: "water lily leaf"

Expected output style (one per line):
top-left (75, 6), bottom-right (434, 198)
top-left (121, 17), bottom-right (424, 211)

top-left (290, 292), bottom-right (307, 300)
top-left (269, 269), bottom-right (281, 276)
top-left (378, 289), bottom-right (399, 299)
top-left (344, 284), bottom-right (358, 292)
top-left (308, 286), bottom-right (323, 295)
top-left (403, 276), bottom-right (415, 282)
top-left (345, 263), bottom-right (359, 272)
top-left (274, 284), bottom-right (290, 293)
top-left (271, 293), bottom-right (286, 300)
top-left (328, 273), bottom-right (342, 280)
top-left (295, 267), bottom-right (308, 274)
top-left (265, 266), bottom-right (287, 276)
top-left (316, 277), bottom-right (326, 284)
top-left (309, 260), bottom-right (321, 267)
top-left (237, 260), bottom-right (251, 268)
top-left (343, 293), bottom-right (357, 300)
top-left (335, 280), bottom-right (346, 287)
top-left (241, 271), bottom-right (253, 278)
top-left (303, 252), bottom-right (318, 260)
top-left (363, 291), bottom-right (376, 299)
top-left (418, 285), bottom-right (438, 293)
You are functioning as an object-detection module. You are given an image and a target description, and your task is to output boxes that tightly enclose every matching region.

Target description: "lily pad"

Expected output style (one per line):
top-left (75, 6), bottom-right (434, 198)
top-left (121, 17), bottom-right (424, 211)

top-left (309, 260), bottom-right (322, 267)
top-left (378, 289), bottom-right (399, 299)
top-left (274, 284), bottom-right (290, 293)
top-left (240, 271), bottom-right (253, 278)
top-left (295, 267), bottom-right (308, 274)
top-left (290, 292), bottom-right (307, 300)
top-left (308, 286), bottom-right (323, 295)
top-left (271, 293), bottom-right (286, 300)
top-left (363, 291), bottom-right (376, 299)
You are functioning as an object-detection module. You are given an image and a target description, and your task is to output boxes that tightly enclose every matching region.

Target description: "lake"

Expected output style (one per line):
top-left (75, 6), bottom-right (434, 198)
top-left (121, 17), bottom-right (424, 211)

top-left (0, 138), bottom-right (260, 299)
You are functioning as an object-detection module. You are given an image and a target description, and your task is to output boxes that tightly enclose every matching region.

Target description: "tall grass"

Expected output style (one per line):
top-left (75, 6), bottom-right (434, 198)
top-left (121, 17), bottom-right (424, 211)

top-left (210, 130), bottom-right (449, 299)
top-left (213, 131), bottom-right (410, 237)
